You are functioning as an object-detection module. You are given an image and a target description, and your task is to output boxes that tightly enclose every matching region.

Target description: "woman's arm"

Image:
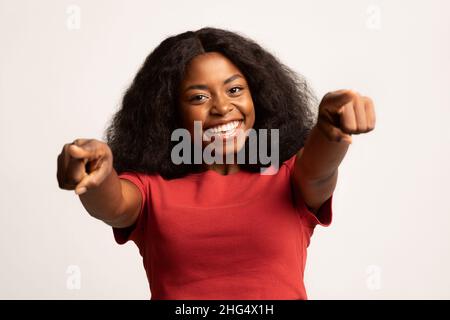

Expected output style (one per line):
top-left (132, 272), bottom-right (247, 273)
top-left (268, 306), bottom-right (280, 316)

top-left (79, 169), bottom-right (142, 228)
top-left (291, 90), bottom-right (376, 213)
top-left (57, 139), bottom-right (142, 228)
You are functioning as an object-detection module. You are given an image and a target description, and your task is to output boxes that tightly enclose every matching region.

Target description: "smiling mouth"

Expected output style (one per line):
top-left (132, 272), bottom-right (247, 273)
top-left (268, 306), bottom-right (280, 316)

top-left (203, 120), bottom-right (244, 141)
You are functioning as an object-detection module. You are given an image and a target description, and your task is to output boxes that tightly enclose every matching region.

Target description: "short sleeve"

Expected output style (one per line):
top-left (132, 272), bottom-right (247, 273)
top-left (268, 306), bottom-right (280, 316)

top-left (298, 194), bottom-right (333, 228)
top-left (112, 172), bottom-right (148, 247)
top-left (284, 152), bottom-right (333, 228)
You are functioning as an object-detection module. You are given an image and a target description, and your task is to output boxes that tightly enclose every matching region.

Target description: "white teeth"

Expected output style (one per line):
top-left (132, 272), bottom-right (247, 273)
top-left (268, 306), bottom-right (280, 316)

top-left (209, 120), bottom-right (240, 133)
top-left (203, 120), bottom-right (242, 140)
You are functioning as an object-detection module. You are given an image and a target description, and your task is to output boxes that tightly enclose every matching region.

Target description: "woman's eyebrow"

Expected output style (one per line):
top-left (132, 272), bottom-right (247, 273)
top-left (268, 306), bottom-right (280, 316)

top-left (224, 74), bottom-right (242, 84)
top-left (184, 74), bottom-right (243, 92)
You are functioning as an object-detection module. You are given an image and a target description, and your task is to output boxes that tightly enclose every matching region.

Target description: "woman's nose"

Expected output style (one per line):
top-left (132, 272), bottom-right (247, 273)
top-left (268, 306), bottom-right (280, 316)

top-left (211, 95), bottom-right (233, 115)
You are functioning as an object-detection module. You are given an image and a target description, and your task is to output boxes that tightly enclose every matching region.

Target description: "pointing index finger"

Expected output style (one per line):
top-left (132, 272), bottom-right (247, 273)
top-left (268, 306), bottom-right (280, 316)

top-left (68, 144), bottom-right (91, 160)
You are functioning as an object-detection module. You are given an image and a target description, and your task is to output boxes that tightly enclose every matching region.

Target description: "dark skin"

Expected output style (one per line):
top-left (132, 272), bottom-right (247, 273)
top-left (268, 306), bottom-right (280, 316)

top-left (178, 52), bottom-right (256, 175)
top-left (56, 52), bottom-right (375, 226)
top-left (178, 52), bottom-right (376, 213)
top-left (293, 90), bottom-right (376, 213)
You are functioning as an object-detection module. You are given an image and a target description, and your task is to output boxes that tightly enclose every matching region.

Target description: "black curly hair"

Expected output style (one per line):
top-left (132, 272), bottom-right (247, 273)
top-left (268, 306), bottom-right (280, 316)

top-left (104, 27), bottom-right (318, 179)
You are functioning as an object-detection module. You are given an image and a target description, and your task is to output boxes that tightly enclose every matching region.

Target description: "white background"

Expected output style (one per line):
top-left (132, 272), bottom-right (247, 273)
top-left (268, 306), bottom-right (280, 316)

top-left (1, 0), bottom-right (449, 299)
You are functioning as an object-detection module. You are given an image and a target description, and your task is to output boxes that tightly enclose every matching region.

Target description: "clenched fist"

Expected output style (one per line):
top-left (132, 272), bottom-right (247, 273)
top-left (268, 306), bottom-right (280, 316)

top-left (317, 90), bottom-right (376, 144)
top-left (57, 139), bottom-right (113, 195)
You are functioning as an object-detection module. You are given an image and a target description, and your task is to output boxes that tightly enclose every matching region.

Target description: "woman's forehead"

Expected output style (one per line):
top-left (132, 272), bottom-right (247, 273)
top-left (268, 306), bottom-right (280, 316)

top-left (182, 52), bottom-right (243, 84)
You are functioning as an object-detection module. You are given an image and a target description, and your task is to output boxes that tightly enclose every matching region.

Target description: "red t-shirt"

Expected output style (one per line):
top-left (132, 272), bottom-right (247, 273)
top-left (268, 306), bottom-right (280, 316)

top-left (112, 154), bottom-right (333, 300)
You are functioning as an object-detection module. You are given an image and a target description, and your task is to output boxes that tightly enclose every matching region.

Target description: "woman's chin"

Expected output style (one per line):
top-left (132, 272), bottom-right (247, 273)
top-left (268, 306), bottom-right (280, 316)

top-left (212, 144), bottom-right (244, 156)
top-left (202, 140), bottom-right (246, 160)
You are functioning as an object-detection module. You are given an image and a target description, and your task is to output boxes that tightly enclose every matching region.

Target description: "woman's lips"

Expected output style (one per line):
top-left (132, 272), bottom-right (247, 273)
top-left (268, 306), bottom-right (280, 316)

top-left (203, 120), bottom-right (244, 141)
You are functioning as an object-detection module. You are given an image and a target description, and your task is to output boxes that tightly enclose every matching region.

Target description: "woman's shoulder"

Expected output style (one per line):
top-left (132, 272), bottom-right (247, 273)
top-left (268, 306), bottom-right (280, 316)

top-left (283, 153), bottom-right (297, 173)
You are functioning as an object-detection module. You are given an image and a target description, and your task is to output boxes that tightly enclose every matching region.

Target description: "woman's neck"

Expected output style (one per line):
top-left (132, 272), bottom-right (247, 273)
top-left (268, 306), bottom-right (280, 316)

top-left (203, 163), bottom-right (240, 175)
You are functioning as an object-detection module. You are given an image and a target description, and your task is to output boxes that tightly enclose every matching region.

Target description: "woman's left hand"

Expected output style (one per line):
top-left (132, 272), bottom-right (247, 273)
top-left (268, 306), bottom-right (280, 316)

top-left (316, 89), bottom-right (376, 144)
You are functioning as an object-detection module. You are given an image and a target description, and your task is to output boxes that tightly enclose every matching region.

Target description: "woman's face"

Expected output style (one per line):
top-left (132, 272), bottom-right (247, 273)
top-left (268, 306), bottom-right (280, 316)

top-left (178, 52), bottom-right (255, 156)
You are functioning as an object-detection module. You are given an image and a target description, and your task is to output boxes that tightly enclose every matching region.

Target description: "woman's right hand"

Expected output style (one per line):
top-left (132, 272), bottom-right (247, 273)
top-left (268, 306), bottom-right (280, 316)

top-left (57, 139), bottom-right (113, 195)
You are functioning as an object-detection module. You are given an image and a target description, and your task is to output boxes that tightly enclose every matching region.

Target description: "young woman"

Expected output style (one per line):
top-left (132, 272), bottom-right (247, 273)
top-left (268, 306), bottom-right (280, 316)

top-left (57, 27), bottom-right (376, 299)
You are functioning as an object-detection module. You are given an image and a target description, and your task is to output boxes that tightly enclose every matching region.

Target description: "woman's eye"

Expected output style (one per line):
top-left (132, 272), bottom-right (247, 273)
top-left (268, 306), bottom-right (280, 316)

top-left (189, 95), bottom-right (208, 103)
top-left (229, 87), bottom-right (243, 95)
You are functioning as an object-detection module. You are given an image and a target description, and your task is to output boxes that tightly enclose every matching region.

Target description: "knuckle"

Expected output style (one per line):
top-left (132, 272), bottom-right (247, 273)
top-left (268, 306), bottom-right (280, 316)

top-left (344, 89), bottom-right (358, 99)
top-left (66, 172), bottom-right (84, 186)
top-left (105, 146), bottom-right (112, 158)
top-left (343, 123), bottom-right (356, 132)
top-left (59, 184), bottom-right (68, 190)
top-left (96, 142), bottom-right (109, 158)
top-left (58, 180), bottom-right (68, 190)
top-left (59, 180), bottom-right (75, 190)
top-left (95, 140), bottom-right (106, 149)
top-left (73, 138), bottom-right (92, 146)
top-left (324, 91), bottom-right (334, 99)
top-left (65, 177), bottom-right (79, 186)
top-left (89, 176), bottom-right (98, 186)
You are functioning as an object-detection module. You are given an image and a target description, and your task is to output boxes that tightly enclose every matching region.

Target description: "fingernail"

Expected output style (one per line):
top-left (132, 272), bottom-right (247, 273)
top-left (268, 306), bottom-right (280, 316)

top-left (75, 187), bottom-right (87, 195)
